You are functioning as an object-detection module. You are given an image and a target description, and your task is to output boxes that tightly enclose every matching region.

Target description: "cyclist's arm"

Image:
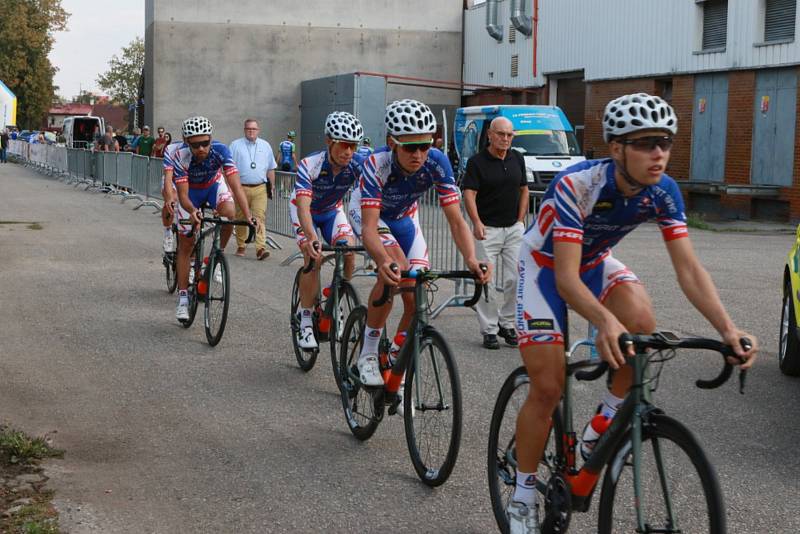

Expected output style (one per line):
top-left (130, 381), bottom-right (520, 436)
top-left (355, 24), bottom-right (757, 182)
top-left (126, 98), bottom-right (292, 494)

top-left (442, 202), bottom-right (490, 284)
top-left (295, 195), bottom-right (318, 244)
top-left (176, 181), bottom-right (193, 213)
top-left (553, 240), bottom-right (629, 367)
top-left (224, 171), bottom-right (253, 220)
top-left (665, 237), bottom-right (757, 363)
top-left (162, 168), bottom-right (175, 206)
top-left (360, 207), bottom-right (388, 266)
top-left (517, 185), bottom-right (529, 223)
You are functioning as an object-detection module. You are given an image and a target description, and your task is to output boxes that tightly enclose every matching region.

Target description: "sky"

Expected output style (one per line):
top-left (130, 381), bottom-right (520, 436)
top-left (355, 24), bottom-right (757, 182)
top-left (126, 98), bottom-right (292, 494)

top-left (49, 0), bottom-right (145, 100)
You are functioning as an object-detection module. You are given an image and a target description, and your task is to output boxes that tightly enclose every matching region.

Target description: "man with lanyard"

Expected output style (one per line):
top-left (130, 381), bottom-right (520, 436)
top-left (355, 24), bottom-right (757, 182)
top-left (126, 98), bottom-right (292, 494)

top-left (356, 136), bottom-right (373, 159)
top-left (229, 118), bottom-right (277, 260)
top-left (164, 116), bottom-right (260, 322)
top-left (278, 131), bottom-right (298, 172)
top-left (507, 93), bottom-right (759, 533)
top-left (356, 98), bottom-right (491, 388)
top-left (292, 112), bottom-right (365, 350)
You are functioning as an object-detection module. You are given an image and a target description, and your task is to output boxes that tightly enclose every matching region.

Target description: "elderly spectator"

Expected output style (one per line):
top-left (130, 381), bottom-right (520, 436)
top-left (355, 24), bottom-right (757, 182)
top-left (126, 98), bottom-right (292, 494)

top-left (99, 126), bottom-right (119, 152)
top-left (152, 126), bottom-right (168, 157)
top-left (0, 129), bottom-right (8, 163)
top-left (137, 125), bottom-right (155, 156)
top-left (463, 117), bottom-right (529, 350)
top-left (228, 118), bottom-right (277, 260)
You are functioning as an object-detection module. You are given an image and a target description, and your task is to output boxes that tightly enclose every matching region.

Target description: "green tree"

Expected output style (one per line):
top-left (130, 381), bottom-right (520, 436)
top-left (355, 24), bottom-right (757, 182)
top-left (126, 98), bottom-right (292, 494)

top-left (0, 0), bottom-right (69, 129)
top-left (97, 37), bottom-right (144, 105)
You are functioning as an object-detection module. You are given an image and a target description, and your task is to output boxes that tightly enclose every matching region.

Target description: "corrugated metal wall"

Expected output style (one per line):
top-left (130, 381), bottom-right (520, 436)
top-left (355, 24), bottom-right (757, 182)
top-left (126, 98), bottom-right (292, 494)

top-left (464, 0), bottom-right (800, 87)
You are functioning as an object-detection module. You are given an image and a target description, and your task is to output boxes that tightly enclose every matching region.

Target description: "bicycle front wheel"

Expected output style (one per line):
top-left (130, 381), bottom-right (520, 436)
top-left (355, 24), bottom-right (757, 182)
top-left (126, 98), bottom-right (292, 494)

top-left (290, 267), bottom-right (318, 371)
top-left (597, 414), bottom-right (725, 534)
top-left (403, 329), bottom-right (462, 487)
top-left (329, 281), bottom-right (360, 389)
top-left (164, 253), bottom-right (177, 293)
top-left (204, 252), bottom-right (230, 346)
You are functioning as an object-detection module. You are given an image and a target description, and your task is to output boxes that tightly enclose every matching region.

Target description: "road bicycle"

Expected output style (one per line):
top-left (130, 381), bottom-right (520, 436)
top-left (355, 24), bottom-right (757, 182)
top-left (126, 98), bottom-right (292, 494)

top-left (337, 265), bottom-right (486, 486)
top-left (290, 241), bottom-right (363, 384)
top-left (487, 324), bottom-right (749, 533)
top-left (162, 223), bottom-right (179, 293)
top-left (178, 211), bottom-right (254, 346)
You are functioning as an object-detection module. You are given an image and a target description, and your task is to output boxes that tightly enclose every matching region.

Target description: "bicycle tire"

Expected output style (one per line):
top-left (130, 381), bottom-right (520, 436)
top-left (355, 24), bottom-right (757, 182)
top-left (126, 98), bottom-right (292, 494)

top-left (403, 329), bottom-right (462, 487)
top-left (338, 305), bottom-right (382, 441)
top-left (204, 252), bottom-right (230, 346)
top-left (181, 260), bottom-right (201, 329)
top-left (164, 253), bottom-right (178, 293)
top-left (329, 281), bottom-right (360, 389)
top-left (290, 267), bottom-right (318, 371)
top-left (597, 414), bottom-right (725, 534)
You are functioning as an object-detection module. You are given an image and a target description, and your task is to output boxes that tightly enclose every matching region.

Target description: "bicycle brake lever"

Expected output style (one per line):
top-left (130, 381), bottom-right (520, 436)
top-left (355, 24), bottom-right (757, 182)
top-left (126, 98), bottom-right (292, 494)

top-left (738, 368), bottom-right (747, 395)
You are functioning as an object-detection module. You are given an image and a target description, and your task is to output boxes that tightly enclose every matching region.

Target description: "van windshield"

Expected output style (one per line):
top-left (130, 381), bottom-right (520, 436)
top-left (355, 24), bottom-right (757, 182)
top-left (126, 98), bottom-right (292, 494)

top-left (511, 129), bottom-right (581, 157)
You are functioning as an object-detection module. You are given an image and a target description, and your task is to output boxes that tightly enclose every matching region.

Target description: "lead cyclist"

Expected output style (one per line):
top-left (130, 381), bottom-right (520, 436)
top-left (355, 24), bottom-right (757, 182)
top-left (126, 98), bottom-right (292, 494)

top-left (507, 93), bottom-right (759, 533)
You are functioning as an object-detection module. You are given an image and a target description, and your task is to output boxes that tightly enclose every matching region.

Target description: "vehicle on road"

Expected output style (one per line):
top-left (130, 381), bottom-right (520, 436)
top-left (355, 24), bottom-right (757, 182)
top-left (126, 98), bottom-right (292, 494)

top-left (62, 115), bottom-right (104, 149)
top-left (780, 224), bottom-right (800, 375)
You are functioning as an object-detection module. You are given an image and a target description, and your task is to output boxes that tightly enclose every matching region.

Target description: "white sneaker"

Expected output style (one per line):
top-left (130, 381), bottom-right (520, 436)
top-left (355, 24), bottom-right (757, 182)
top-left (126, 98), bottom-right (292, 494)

top-left (357, 353), bottom-right (384, 386)
top-left (297, 325), bottom-right (318, 350)
top-left (506, 500), bottom-right (540, 534)
top-left (213, 264), bottom-right (223, 284)
top-left (163, 231), bottom-right (175, 253)
top-left (176, 300), bottom-right (190, 321)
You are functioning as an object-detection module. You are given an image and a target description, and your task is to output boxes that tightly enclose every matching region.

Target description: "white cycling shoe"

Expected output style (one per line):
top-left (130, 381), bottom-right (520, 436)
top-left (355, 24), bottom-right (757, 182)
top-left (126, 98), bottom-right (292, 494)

top-left (176, 300), bottom-right (190, 321)
top-left (506, 500), bottom-right (540, 534)
top-left (297, 325), bottom-right (318, 350)
top-left (357, 354), bottom-right (384, 386)
top-left (213, 264), bottom-right (223, 284)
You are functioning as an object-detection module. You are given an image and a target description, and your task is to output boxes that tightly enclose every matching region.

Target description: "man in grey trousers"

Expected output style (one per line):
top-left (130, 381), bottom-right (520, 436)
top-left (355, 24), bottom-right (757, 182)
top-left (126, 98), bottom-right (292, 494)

top-left (463, 117), bottom-right (529, 349)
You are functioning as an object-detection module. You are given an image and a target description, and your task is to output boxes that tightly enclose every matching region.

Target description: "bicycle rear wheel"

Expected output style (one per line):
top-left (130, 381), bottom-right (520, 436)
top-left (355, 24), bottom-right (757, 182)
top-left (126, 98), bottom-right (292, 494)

top-left (403, 329), bottom-right (462, 487)
top-left (204, 252), bottom-right (230, 346)
top-left (164, 252), bottom-right (177, 293)
top-left (290, 267), bottom-right (318, 371)
top-left (487, 366), bottom-right (564, 534)
top-left (338, 305), bottom-right (382, 441)
top-left (597, 414), bottom-right (725, 534)
top-left (329, 281), bottom-right (360, 389)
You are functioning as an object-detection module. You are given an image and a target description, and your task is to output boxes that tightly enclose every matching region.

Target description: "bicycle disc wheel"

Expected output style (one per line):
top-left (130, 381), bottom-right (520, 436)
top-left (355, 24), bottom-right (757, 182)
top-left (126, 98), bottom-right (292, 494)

top-left (487, 367), bottom-right (564, 534)
top-left (329, 281), bottom-right (360, 389)
top-left (403, 329), bottom-right (462, 487)
top-left (597, 414), bottom-right (725, 534)
top-left (339, 305), bottom-right (382, 441)
top-left (204, 252), bottom-right (230, 346)
top-left (164, 253), bottom-right (177, 293)
top-left (290, 267), bottom-right (318, 371)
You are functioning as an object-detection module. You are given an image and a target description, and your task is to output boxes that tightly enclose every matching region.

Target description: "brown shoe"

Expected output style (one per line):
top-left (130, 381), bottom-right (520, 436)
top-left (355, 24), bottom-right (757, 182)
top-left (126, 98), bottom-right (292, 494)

top-left (256, 248), bottom-right (270, 260)
top-left (235, 247), bottom-right (246, 257)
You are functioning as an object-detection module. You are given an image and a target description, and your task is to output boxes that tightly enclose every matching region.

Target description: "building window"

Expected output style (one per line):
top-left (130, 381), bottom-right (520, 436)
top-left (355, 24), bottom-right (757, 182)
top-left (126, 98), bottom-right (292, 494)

top-left (511, 55), bottom-right (519, 77)
top-left (701, 0), bottom-right (728, 50)
top-left (765, 0), bottom-right (796, 42)
top-left (657, 79), bottom-right (674, 102)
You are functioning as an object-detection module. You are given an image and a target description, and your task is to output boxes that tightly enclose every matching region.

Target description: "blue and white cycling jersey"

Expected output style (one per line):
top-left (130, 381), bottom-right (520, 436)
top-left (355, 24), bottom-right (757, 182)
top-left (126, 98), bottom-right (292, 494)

top-left (356, 145), bottom-right (373, 159)
top-left (279, 140), bottom-right (295, 163)
top-left (523, 158), bottom-right (688, 270)
top-left (294, 150), bottom-right (364, 214)
top-left (163, 141), bottom-right (238, 188)
top-left (360, 148), bottom-right (460, 220)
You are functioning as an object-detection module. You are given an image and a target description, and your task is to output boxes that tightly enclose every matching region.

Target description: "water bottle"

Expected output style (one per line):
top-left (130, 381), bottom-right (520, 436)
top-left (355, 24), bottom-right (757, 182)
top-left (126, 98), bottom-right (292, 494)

top-left (588, 322), bottom-right (599, 361)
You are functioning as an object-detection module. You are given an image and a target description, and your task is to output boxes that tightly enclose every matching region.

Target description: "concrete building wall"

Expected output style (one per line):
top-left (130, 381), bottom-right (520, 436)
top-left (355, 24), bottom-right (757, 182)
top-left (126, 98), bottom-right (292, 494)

top-left (145, 0), bottom-right (463, 154)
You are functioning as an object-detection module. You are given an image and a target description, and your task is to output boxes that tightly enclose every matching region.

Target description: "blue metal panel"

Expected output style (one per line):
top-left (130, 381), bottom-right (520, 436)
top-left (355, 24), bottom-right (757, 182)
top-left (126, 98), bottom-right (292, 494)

top-left (691, 73), bottom-right (728, 182)
top-left (752, 68), bottom-right (797, 186)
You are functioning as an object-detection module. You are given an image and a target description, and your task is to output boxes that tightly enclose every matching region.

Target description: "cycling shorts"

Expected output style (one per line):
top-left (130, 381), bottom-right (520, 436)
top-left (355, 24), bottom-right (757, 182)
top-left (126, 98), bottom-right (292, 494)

top-left (516, 249), bottom-right (641, 348)
top-left (175, 176), bottom-right (233, 237)
top-left (290, 195), bottom-right (353, 247)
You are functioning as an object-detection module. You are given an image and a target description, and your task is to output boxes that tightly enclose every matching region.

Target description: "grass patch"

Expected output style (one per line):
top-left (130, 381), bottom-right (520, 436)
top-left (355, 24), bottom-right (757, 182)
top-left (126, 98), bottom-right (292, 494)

top-left (26, 223), bottom-right (42, 231)
top-left (8, 498), bottom-right (60, 534)
top-left (0, 429), bottom-right (62, 466)
top-left (686, 212), bottom-right (714, 231)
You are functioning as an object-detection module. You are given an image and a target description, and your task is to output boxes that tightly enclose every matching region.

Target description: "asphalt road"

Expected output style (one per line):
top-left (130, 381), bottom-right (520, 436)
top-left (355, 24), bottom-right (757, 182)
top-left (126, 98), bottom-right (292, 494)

top-left (1, 162), bottom-right (798, 533)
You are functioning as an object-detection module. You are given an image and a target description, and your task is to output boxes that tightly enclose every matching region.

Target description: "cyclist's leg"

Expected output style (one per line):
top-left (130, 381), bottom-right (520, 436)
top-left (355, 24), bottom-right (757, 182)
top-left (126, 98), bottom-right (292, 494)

top-left (291, 205), bottom-right (329, 308)
top-left (328, 207), bottom-right (356, 280)
top-left (385, 213), bottom-right (427, 336)
top-left (175, 202), bottom-right (196, 295)
top-left (209, 179), bottom-right (235, 249)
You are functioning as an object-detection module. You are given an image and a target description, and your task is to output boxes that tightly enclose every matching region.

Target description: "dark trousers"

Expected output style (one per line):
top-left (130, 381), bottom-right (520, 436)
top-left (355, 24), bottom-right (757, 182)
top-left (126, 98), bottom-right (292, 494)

top-left (0, 148), bottom-right (7, 163)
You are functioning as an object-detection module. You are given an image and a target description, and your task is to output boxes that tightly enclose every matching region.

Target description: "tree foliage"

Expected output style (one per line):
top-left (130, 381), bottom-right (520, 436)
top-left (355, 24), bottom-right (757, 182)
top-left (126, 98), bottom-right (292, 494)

top-left (97, 37), bottom-right (144, 105)
top-left (0, 0), bottom-right (68, 129)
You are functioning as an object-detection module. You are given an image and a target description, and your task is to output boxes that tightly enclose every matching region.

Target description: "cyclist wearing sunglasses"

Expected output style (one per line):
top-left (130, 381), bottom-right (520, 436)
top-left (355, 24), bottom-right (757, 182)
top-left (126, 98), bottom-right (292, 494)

top-left (355, 99), bottom-right (491, 387)
top-left (508, 93), bottom-right (758, 533)
top-left (164, 116), bottom-right (260, 322)
top-left (291, 111), bottom-right (365, 350)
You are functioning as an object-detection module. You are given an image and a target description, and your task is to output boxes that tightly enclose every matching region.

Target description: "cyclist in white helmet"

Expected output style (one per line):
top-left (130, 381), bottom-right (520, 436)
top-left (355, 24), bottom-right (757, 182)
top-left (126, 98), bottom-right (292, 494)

top-left (163, 115), bottom-right (260, 322)
top-left (291, 111), bottom-right (365, 350)
top-left (507, 93), bottom-right (758, 533)
top-left (355, 99), bottom-right (491, 390)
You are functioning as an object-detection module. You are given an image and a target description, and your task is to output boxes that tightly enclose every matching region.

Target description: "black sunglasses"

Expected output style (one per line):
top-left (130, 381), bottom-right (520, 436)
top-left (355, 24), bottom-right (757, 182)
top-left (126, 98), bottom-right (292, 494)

top-left (188, 139), bottom-right (211, 149)
top-left (397, 141), bottom-right (433, 154)
top-left (619, 136), bottom-right (673, 152)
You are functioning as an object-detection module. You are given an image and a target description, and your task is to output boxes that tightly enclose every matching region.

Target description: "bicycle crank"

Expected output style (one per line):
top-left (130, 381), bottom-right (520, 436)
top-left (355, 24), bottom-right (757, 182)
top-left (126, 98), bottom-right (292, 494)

top-left (541, 474), bottom-right (571, 534)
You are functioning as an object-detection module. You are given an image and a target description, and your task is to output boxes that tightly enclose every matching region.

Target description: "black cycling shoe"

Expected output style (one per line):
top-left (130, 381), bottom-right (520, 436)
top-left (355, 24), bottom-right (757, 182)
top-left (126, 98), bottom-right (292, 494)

top-left (483, 334), bottom-right (500, 350)
top-left (498, 327), bottom-right (518, 347)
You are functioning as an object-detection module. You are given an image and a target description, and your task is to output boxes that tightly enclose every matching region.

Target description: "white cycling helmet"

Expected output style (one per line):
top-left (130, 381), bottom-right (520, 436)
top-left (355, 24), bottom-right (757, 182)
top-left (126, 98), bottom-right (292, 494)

top-left (182, 116), bottom-right (213, 138)
top-left (385, 99), bottom-right (437, 136)
top-left (324, 111), bottom-right (364, 142)
top-left (602, 93), bottom-right (677, 142)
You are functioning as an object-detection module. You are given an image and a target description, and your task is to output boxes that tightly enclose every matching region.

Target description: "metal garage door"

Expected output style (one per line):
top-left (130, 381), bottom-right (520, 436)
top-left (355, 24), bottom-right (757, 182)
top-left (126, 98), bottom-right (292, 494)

top-left (691, 73), bottom-right (728, 182)
top-left (751, 68), bottom-right (797, 186)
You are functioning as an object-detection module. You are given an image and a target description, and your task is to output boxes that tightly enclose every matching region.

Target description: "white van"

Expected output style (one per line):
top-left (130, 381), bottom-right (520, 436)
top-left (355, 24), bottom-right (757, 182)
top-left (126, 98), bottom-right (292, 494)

top-left (62, 116), bottom-right (104, 149)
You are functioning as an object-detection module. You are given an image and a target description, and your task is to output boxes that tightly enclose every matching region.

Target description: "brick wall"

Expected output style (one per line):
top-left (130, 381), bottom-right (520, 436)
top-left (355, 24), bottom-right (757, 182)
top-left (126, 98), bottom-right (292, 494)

top-left (786, 66), bottom-right (800, 220)
top-left (463, 87), bottom-right (547, 107)
top-left (719, 71), bottom-right (756, 217)
top-left (669, 76), bottom-right (694, 181)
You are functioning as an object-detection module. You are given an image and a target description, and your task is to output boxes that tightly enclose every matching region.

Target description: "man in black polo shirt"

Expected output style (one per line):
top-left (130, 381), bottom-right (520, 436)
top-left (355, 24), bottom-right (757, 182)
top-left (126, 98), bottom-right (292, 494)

top-left (463, 117), bottom-right (529, 349)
